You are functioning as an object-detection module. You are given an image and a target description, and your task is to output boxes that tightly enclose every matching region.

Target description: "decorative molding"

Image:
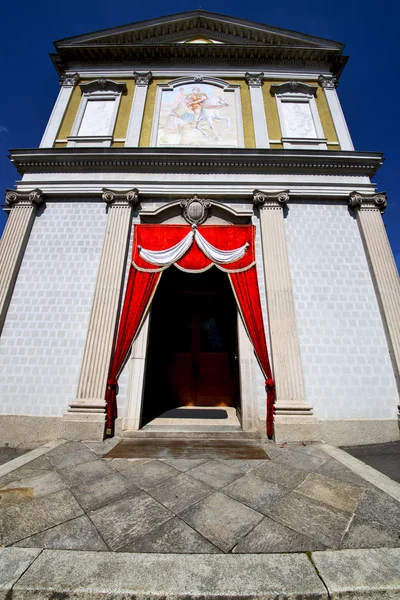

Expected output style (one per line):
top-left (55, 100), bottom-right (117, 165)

top-left (79, 79), bottom-right (127, 95)
top-left (5, 188), bottom-right (44, 207)
top-left (270, 80), bottom-right (318, 96)
top-left (133, 71), bottom-right (153, 86)
top-left (348, 191), bottom-right (387, 212)
top-left (180, 196), bottom-right (212, 225)
top-left (102, 188), bottom-right (139, 205)
top-left (245, 72), bottom-right (264, 87)
top-left (59, 73), bottom-right (80, 87)
top-left (9, 149), bottom-right (384, 178)
top-left (253, 189), bottom-right (290, 208)
top-left (318, 74), bottom-right (338, 89)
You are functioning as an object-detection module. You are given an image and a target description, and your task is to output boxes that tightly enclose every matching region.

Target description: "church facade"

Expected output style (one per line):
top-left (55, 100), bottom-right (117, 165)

top-left (1, 11), bottom-right (399, 447)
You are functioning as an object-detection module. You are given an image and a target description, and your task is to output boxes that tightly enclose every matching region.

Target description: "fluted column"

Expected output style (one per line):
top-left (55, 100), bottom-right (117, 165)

top-left (62, 188), bottom-right (139, 440)
top-left (245, 72), bottom-right (270, 148)
top-left (125, 71), bottom-right (152, 147)
top-left (318, 75), bottom-right (354, 151)
top-left (40, 73), bottom-right (80, 148)
top-left (349, 191), bottom-right (400, 417)
top-left (0, 189), bottom-right (44, 335)
top-left (254, 190), bottom-right (315, 441)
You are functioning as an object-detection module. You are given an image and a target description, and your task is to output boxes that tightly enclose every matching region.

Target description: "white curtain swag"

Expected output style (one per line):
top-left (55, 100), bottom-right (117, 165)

top-left (137, 226), bottom-right (249, 266)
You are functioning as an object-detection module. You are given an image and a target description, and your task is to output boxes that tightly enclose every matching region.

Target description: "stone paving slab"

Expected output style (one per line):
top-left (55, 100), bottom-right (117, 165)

top-left (0, 488), bottom-right (84, 546)
top-left (14, 515), bottom-right (109, 551)
top-left (70, 472), bottom-right (140, 512)
top-left (145, 472), bottom-right (214, 514)
top-left (295, 472), bottom-right (365, 513)
top-left (223, 470), bottom-right (290, 514)
top-left (0, 471), bottom-right (66, 507)
top-left (185, 459), bottom-right (244, 489)
top-left (312, 547), bottom-right (400, 599)
top-left (0, 547), bottom-right (42, 600)
top-left (341, 515), bottom-right (400, 550)
top-left (11, 549), bottom-right (329, 599)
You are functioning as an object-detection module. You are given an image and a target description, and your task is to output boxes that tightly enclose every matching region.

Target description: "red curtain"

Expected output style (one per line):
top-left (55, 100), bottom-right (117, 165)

top-left (105, 224), bottom-right (275, 437)
top-left (229, 269), bottom-right (275, 437)
top-left (105, 268), bottom-right (161, 433)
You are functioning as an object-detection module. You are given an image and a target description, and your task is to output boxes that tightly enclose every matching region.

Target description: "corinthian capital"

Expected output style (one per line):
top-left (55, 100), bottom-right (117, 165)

top-left (133, 71), bottom-right (153, 86)
top-left (348, 191), bottom-right (387, 212)
top-left (5, 188), bottom-right (44, 207)
top-left (253, 189), bottom-right (290, 208)
top-left (59, 73), bottom-right (80, 87)
top-left (245, 72), bottom-right (264, 87)
top-left (102, 188), bottom-right (139, 206)
top-left (318, 75), bottom-right (338, 89)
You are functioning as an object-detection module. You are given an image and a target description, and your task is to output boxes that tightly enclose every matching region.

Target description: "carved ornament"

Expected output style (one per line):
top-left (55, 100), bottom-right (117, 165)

top-left (59, 73), bottom-right (80, 87)
top-left (245, 72), bottom-right (264, 87)
top-left (102, 188), bottom-right (139, 206)
top-left (270, 81), bottom-right (318, 96)
top-left (253, 189), bottom-right (290, 208)
top-left (5, 188), bottom-right (44, 207)
top-left (180, 196), bottom-right (212, 225)
top-left (80, 79), bottom-right (127, 95)
top-left (318, 75), bottom-right (338, 89)
top-left (133, 71), bottom-right (153, 86)
top-left (348, 191), bottom-right (387, 212)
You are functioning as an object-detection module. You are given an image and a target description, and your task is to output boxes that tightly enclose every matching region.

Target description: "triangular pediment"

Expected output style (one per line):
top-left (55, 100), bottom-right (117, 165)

top-left (55, 10), bottom-right (343, 50)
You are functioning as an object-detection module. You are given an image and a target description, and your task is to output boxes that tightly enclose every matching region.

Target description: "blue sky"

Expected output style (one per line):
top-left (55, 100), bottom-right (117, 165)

top-left (2, 0), bottom-right (399, 270)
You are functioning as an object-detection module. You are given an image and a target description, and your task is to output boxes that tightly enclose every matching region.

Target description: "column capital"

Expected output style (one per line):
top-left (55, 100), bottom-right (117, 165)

top-left (5, 188), bottom-right (44, 208)
top-left (318, 75), bottom-right (338, 89)
top-left (245, 72), bottom-right (264, 87)
top-left (102, 188), bottom-right (139, 206)
top-left (133, 71), bottom-right (152, 86)
top-left (253, 189), bottom-right (290, 208)
top-left (348, 191), bottom-right (387, 212)
top-left (59, 73), bottom-right (80, 87)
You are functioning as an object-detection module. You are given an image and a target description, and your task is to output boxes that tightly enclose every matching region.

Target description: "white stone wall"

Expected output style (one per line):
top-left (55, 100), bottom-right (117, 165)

top-left (285, 201), bottom-right (398, 420)
top-left (0, 200), bottom-right (107, 416)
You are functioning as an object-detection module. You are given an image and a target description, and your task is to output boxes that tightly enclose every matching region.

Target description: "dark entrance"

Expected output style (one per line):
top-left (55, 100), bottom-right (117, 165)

top-left (142, 266), bottom-right (239, 426)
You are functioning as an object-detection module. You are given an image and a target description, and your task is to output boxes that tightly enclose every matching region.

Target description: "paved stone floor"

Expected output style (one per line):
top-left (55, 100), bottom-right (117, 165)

top-left (1, 438), bottom-right (400, 554)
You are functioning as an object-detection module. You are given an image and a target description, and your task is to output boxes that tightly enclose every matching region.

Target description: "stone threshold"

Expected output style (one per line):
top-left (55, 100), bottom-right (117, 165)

top-left (2, 547), bottom-right (399, 599)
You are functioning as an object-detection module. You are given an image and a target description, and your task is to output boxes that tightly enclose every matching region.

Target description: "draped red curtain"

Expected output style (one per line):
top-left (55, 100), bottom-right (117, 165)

top-left (229, 269), bottom-right (275, 437)
top-left (105, 224), bottom-right (275, 437)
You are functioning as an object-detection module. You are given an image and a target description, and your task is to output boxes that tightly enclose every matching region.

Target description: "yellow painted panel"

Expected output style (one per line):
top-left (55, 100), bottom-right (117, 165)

top-left (139, 78), bottom-right (255, 148)
top-left (54, 142), bottom-right (67, 148)
top-left (113, 79), bottom-right (135, 140)
top-left (315, 86), bottom-right (338, 146)
top-left (139, 78), bottom-right (170, 147)
top-left (262, 80), bottom-right (338, 149)
top-left (56, 81), bottom-right (87, 142)
top-left (262, 81), bottom-right (282, 142)
top-left (111, 142), bottom-right (125, 147)
top-left (270, 143), bottom-right (283, 149)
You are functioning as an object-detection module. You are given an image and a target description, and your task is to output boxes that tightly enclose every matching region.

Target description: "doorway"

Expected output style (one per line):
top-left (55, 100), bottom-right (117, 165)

top-left (141, 266), bottom-right (240, 427)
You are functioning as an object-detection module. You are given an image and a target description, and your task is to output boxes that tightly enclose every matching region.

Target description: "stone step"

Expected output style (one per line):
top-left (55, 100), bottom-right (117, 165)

top-left (120, 430), bottom-right (262, 440)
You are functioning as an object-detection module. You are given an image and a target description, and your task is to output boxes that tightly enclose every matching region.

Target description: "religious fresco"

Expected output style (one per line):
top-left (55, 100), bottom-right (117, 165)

top-left (156, 83), bottom-right (239, 147)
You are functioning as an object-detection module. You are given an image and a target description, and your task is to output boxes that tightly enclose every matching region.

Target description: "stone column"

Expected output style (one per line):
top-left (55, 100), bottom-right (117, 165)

top-left (61, 188), bottom-right (139, 440)
top-left (125, 72), bottom-right (152, 147)
top-left (40, 73), bottom-right (80, 148)
top-left (245, 72), bottom-right (270, 148)
top-left (318, 75), bottom-right (354, 151)
top-left (349, 191), bottom-right (400, 417)
top-left (254, 190), bottom-right (317, 442)
top-left (0, 189), bottom-right (44, 335)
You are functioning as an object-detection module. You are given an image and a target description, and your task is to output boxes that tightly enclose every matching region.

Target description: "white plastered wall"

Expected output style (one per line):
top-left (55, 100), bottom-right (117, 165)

top-left (0, 200), bottom-right (107, 416)
top-left (285, 201), bottom-right (398, 420)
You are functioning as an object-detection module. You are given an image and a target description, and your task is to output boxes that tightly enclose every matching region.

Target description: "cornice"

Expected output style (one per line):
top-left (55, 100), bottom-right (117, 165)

top-left (9, 148), bottom-right (384, 178)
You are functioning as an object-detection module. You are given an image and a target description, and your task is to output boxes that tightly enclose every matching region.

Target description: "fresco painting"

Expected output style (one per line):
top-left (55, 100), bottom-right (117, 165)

top-left (156, 83), bottom-right (238, 147)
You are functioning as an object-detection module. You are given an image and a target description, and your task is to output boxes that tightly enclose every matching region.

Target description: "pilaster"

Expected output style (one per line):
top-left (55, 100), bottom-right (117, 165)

top-left (0, 189), bottom-right (44, 335)
top-left (61, 188), bottom-right (139, 440)
top-left (254, 190), bottom-right (317, 442)
top-left (40, 73), bottom-right (80, 148)
top-left (125, 72), bottom-right (153, 147)
top-left (245, 72), bottom-right (269, 149)
top-left (318, 75), bottom-right (354, 151)
top-left (349, 191), bottom-right (400, 419)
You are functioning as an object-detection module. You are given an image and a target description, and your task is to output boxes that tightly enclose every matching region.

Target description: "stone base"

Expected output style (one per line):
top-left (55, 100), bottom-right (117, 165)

top-left (0, 415), bottom-right (62, 449)
top-left (272, 417), bottom-right (400, 446)
top-left (58, 413), bottom-right (106, 442)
